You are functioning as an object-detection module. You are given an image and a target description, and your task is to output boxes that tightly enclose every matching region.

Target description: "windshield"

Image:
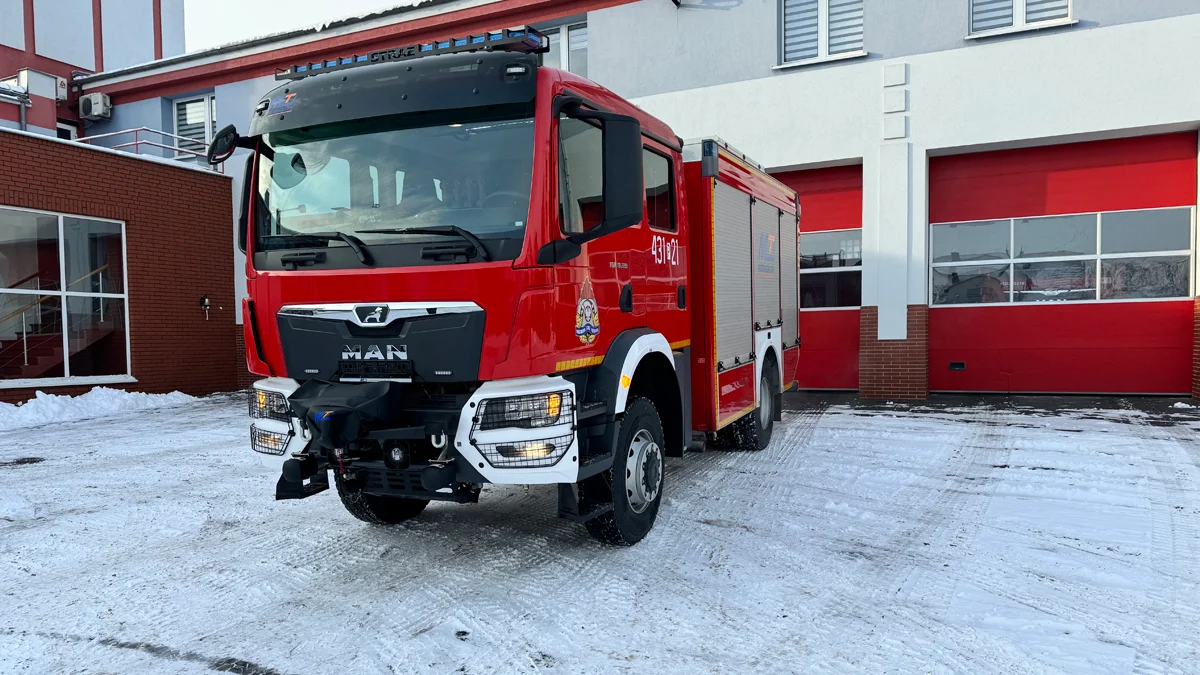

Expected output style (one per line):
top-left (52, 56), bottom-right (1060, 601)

top-left (254, 105), bottom-right (536, 259)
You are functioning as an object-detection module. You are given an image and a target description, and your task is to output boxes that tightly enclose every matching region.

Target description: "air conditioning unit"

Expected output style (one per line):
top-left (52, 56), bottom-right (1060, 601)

top-left (79, 92), bottom-right (111, 120)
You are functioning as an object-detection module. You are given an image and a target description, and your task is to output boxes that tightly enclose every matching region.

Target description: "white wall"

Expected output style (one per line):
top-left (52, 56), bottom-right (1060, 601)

top-left (33, 0), bottom-right (95, 70)
top-left (101, 0), bottom-right (155, 71)
top-left (630, 14), bottom-right (1200, 339)
top-left (160, 0), bottom-right (185, 58)
top-left (0, 0), bottom-right (24, 50)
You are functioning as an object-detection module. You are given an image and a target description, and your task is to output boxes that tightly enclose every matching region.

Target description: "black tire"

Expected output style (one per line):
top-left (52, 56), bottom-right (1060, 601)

top-left (583, 397), bottom-right (666, 546)
top-left (720, 358), bottom-right (778, 451)
top-left (335, 473), bottom-right (429, 524)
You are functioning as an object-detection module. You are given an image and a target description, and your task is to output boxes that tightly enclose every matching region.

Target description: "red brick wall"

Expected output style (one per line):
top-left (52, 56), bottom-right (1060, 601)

top-left (859, 305), bottom-right (929, 400)
top-left (0, 130), bottom-right (237, 404)
top-left (233, 328), bottom-right (256, 390)
top-left (1193, 297), bottom-right (1200, 401)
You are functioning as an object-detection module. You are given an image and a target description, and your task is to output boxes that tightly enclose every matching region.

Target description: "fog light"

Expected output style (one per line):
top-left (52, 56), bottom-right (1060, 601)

top-left (474, 433), bottom-right (573, 468)
top-left (385, 442), bottom-right (409, 469)
top-left (251, 424), bottom-right (290, 456)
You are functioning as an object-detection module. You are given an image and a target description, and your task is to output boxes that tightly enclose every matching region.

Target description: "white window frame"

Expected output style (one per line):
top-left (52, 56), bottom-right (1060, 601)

top-left (173, 93), bottom-right (216, 159)
top-left (0, 205), bottom-right (134, 390)
top-left (928, 205), bottom-right (1196, 308)
top-left (799, 226), bottom-right (863, 311)
top-left (775, 0), bottom-right (867, 71)
top-left (537, 21), bottom-right (587, 75)
top-left (56, 122), bottom-right (78, 141)
top-left (966, 0), bottom-right (1077, 40)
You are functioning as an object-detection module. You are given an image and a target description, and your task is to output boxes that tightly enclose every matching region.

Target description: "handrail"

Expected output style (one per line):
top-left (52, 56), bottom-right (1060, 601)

top-left (76, 127), bottom-right (225, 174)
top-left (3, 269), bottom-right (44, 292)
top-left (0, 264), bottom-right (111, 325)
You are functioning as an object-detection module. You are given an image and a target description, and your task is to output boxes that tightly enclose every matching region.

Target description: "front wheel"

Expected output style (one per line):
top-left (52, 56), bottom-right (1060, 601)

top-left (335, 473), bottom-right (429, 524)
top-left (583, 397), bottom-right (665, 546)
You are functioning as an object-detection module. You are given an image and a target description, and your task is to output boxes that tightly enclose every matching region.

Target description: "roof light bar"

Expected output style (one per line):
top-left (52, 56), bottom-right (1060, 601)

top-left (275, 27), bottom-right (546, 81)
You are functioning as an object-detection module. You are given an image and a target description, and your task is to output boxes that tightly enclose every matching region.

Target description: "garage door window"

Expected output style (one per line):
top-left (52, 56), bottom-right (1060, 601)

top-left (800, 229), bottom-right (862, 308)
top-left (0, 206), bottom-right (132, 388)
top-left (931, 207), bottom-right (1194, 306)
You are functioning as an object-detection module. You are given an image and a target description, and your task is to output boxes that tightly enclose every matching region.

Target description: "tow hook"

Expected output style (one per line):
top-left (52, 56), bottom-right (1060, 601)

top-left (421, 460), bottom-right (456, 492)
top-left (430, 432), bottom-right (448, 450)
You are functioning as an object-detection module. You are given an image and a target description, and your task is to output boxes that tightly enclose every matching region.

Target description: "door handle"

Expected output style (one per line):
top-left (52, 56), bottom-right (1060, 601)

top-left (620, 284), bottom-right (634, 313)
top-left (677, 285), bottom-right (686, 309)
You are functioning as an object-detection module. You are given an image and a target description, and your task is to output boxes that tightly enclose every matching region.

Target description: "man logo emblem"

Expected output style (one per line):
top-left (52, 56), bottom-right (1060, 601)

top-left (356, 305), bottom-right (389, 325)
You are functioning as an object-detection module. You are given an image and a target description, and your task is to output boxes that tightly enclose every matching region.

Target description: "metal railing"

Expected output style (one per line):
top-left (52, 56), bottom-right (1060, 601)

top-left (76, 127), bottom-right (225, 173)
top-left (0, 265), bottom-right (113, 371)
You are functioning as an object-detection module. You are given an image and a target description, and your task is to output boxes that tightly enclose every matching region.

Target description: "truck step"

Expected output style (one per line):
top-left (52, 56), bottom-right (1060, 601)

top-left (576, 400), bottom-right (608, 421)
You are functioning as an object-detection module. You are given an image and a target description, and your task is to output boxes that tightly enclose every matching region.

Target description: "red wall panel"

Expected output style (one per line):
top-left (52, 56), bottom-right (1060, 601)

top-left (774, 164), bottom-right (863, 233)
top-left (797, 309), bottom-right (860, 389)
top-left (930, 133), bottom-right (1198, 223)
top-left (930, 302), bottom-right (1194, 394)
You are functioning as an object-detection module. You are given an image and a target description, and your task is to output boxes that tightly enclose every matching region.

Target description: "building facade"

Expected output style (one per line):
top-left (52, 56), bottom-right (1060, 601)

top-left (0, 0), bottom-right (185, 137)
top-left (11, 0), bottom-right (1200, 398)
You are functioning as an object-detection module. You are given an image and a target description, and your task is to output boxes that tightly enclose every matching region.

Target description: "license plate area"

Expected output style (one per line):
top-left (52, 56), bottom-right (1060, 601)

top-left (338, 359), bottom-right (413, 382)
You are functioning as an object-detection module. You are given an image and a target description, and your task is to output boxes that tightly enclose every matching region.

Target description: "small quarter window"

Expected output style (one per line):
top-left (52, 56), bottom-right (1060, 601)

top-left (643, 149), bottom-right (675, 232)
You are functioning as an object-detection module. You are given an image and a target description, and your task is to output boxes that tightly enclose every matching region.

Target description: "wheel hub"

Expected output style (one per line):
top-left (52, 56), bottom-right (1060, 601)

top-left (625, 429), bottom-right (663, 514)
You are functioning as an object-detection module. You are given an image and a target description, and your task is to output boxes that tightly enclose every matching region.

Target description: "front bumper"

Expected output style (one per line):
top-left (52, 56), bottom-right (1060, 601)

top-left (249, 375), bottom-right (582, 485)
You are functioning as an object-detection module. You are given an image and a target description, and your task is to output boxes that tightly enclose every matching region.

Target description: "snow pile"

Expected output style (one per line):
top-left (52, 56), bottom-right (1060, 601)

top-left (0, 387), bottom-right (196, 432)
top-left (1172, 401), bottom-right (1195, 409)
top-left (0, 81), bottom-right (27, 96)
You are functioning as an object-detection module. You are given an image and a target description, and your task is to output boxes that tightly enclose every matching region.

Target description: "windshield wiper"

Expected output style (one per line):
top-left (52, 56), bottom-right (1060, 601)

top-left (265, 231), bottom-right (374, 266)
top-left (357, 226), bottom-right (492, 262)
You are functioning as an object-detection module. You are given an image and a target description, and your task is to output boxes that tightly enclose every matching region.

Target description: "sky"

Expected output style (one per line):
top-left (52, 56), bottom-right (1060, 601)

top-left (183, 0), bottom-right (421, 52)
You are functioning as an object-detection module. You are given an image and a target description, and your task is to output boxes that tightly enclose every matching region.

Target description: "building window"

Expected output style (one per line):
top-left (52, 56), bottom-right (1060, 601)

top-left (174, 94), bottom-right (217, 159)
top-left (56, 123), bottom-right (78, 141)
top-left (780, 0), bottom-right (864, 65)
top-left (930, 207), bottom-right (1193, 306)
top-left (540, 23), bottom-right (588, 78)
top-left (970, 0), bottom-right (1071, 35)
top-left (0, 206), bottom-right (131, 388)
top-left (800, 228), bottom-right (862, 308)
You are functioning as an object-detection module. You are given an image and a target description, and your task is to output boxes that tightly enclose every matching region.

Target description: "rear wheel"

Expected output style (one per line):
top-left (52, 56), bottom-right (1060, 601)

top-left (335, 473), bottom-right (429, 524)
top-left (583, 397), bottom-right (665, 546)
top-left (718, 359), bottom-right (778, 451)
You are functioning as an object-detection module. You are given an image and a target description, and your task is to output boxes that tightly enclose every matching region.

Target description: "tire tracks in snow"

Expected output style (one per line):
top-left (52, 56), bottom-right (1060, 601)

top-left (798, 404), bottom-right (1030, 673)
top-left (1122, 406), bottom-right (1200, 675)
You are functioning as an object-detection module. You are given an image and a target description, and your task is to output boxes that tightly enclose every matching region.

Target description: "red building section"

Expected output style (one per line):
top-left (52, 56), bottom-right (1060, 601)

top-left (929, 133), bottom-right (1198, 394)
top-left (775, 164), bottom-right (863, 390)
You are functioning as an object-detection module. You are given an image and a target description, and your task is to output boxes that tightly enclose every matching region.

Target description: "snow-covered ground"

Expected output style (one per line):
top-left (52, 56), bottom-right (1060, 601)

top-left (2, 393), bottom-right (1199, 674)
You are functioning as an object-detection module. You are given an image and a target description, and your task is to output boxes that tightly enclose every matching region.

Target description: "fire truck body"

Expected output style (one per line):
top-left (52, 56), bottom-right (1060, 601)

top-left (228, 28), bottom-right (798, 545)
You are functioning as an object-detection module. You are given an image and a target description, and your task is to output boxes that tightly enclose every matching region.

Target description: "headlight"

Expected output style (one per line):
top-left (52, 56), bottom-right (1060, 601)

top-left (251, 424), bottom-right (291, 455)
top-left (249, 388), bottom-right (290, 422)
top-left (477, 391), bottom-right (573, 431)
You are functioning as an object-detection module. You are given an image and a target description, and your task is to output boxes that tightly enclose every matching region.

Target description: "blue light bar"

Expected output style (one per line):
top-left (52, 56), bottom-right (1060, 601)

top-left (276, 27), bottom-right (546, 80)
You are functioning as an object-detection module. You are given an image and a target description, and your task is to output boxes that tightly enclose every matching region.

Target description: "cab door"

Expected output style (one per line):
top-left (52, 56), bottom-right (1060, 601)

top-left (640, 143), bottom-right (687, 331)
top-left (552, 109), bottom-right (639, 364)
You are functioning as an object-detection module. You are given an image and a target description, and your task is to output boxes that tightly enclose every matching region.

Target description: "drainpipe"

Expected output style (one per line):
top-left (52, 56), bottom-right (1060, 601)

top-left (18, 99), bottom-right (26, 131)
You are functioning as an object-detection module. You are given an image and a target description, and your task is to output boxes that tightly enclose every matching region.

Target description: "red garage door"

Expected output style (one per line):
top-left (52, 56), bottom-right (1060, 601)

top-left (775, 165), bottom-right (863, 390)
top-left (928, 133), bottom-right (1198, 394)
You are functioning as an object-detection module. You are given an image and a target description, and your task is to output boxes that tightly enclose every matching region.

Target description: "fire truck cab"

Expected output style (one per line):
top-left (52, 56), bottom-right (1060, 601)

top-left (219, 28), bottom-right (799, 545)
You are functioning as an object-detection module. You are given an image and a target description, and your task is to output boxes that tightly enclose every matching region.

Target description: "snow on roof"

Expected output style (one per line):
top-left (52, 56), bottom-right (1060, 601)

top-left (76, 0), bottom-right (481, 85)
top-left (0, 81), bottom-right (27, 96)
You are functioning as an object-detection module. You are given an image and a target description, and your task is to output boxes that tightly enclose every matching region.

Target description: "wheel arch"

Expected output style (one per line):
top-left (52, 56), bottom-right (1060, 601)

top-left (585, 329), bottom-right (684, 456)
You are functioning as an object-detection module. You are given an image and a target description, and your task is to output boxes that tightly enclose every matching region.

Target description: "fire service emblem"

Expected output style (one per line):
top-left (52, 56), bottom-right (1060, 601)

top-left (575, 277), bottom-right (600, 345)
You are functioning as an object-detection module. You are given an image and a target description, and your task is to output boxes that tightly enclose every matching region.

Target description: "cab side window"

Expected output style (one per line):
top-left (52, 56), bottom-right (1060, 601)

top-left (558, 115), bottom-right (604, 234)
top-left (643, 148), bottom-right (674, 232)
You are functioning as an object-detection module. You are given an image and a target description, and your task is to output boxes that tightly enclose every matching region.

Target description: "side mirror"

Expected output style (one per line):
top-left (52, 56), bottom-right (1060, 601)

top-left (207, 124), bottom-right (240, 165)
top-left (538, 101), bottom-right (644, 264)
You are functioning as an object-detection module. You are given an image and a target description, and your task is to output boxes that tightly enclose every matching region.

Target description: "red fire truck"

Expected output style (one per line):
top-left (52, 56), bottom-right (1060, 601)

top-left (210, 28), bottom-right (800, 545)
